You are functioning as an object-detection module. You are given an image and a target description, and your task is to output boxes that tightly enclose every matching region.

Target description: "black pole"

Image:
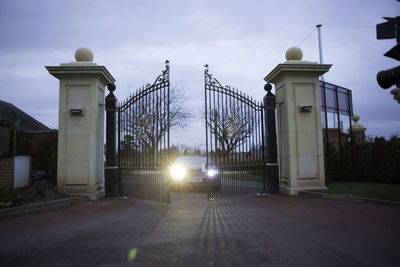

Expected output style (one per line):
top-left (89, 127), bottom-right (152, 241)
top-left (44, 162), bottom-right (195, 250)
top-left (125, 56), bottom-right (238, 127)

top-left (260, 101), bottom-right (266, 193)
top-left (322, 81), bottom-right (330, 186)
top-left (204, 66), bottom-right (209, 165)
top-left (263, 84), bottom-right (279, 194)
top-left (105, 83), bottom-right (119, 197)
top-left (348, 90), bottom-right (354, 179)
top-left (334, 84), bottom-right (343, 167)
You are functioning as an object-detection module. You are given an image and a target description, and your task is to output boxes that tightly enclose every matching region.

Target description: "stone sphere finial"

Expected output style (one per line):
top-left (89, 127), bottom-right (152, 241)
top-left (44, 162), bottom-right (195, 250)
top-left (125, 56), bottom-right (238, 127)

top-left (75, 47), bottom-right (94, 62)
top-left (352, 114), bottom-right (360, 123)
top-left (348, 113), bottom-right (366, 135)
top-left (285, 47), bottom-right (303, 61)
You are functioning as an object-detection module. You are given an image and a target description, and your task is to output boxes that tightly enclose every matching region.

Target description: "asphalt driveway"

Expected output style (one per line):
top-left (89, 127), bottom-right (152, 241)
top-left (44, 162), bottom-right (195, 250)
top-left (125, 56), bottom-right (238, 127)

top-left (0, 193), bottom-right (399, 266)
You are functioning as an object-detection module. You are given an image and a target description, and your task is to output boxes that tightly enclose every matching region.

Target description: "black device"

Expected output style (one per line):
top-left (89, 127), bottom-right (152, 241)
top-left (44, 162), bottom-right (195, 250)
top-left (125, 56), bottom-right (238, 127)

top-left (377, 66), bottom-right (400, 89)
top-left (376, 16), bottom-right (400, 89)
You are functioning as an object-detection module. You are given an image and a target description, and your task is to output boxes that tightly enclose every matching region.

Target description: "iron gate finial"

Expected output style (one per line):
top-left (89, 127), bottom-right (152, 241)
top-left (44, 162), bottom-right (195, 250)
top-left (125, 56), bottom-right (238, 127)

top-left (108, 83), bottom-right (116, 92)
top-left (264, 83), bottom-right (272, 92)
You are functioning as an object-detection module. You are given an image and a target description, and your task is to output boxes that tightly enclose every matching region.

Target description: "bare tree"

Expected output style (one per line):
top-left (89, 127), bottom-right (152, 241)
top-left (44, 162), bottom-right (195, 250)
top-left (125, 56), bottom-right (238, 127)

top-left (120, 84), bottom-right (191, 158)
top-left (204, 102), bottom-right (255, 157)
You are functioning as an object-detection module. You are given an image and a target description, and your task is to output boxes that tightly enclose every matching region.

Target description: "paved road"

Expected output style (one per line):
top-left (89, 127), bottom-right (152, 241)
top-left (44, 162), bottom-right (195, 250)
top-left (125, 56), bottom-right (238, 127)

top-left (1, 193), bottom-right (399, 266)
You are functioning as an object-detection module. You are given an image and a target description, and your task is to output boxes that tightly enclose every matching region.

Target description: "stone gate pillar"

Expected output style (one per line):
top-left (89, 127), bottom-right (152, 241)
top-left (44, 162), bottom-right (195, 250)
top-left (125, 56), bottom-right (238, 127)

top-left (347, 114), bottom-right (367, 145)
top-left (264, 47), bottom-right (331, 195)
top-left (46, 48), bottom-right (116, 200)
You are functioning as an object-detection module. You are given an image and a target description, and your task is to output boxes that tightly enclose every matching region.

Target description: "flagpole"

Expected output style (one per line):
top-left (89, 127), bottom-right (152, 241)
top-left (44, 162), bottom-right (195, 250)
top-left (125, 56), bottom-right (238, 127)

top-left (316, 24), bottom-right (325, 82)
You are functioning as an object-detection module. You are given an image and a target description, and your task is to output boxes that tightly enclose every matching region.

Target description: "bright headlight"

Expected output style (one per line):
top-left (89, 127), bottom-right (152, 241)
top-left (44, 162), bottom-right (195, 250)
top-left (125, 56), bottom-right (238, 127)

top-left (207, 169), bottom-right (218, 177)
top-left (170, 164), bottom-right (185, 180)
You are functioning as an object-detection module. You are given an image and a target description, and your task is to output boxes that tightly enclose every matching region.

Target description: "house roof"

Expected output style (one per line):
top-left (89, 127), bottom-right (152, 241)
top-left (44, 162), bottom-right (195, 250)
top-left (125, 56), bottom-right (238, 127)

top-left (0, 100), bottom-right (50, 132)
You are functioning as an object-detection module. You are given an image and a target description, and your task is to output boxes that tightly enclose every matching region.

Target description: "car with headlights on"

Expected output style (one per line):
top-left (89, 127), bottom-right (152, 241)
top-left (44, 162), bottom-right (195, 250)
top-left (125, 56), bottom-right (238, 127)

top-left (169, 156), bottom-right (220, 192)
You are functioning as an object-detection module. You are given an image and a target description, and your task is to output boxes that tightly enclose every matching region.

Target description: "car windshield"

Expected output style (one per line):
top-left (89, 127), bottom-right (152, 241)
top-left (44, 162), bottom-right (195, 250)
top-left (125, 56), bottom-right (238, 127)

top-left (174, 156), bottom-right (206, 168)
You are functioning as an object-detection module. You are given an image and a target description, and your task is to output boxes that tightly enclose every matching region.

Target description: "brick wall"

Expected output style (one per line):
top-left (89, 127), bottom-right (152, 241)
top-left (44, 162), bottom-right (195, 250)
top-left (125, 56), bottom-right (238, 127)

top-left (323, 128), bottom-right (349, 152)
top-left (0, 157), bottom-right (14, 188)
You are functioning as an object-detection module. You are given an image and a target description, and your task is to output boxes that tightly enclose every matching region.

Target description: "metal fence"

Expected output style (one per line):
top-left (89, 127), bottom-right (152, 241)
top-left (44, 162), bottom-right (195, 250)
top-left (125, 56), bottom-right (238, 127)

top-left (320, 81), bottom-right (353, 183)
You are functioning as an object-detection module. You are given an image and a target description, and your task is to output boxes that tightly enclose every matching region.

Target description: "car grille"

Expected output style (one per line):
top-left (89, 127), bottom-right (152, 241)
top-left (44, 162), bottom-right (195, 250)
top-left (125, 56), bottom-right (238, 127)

top-left (186, 168), bottom-right (204, 178)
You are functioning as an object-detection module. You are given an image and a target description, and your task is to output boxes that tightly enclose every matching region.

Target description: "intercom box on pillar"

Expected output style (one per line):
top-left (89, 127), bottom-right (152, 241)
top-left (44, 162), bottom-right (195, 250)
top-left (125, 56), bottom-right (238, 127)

top-left (46, 48), bottom-right (115, 200)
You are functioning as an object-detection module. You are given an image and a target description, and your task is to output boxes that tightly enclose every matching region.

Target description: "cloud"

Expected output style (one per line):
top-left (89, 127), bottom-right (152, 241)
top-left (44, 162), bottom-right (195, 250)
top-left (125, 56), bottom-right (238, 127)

top-left (1, 0), bottom-right (399, 146)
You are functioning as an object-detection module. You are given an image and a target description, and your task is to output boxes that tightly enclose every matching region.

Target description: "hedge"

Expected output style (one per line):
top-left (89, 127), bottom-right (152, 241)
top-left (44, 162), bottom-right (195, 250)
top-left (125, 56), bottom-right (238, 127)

top-left (325, 135), bottom-right (400, 184)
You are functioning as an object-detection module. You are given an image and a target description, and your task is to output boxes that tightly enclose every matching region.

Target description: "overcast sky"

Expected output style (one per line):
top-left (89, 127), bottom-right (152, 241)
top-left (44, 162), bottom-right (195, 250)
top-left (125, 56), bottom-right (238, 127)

top-left (0, 0), bottom-right (399, 148)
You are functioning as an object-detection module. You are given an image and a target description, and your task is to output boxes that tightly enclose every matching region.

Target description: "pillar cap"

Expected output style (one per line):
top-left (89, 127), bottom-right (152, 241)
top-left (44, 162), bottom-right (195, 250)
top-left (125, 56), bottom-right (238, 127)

top-left (264, 47), bottom-right (331, 83)
top-left (264, 62), bottom-right (332, 83)
top-left (45, 47), bottom-right (115, 84)
top-left (59, 47), bottom-right (97, 66)
top-left (46, 65), bottom-right (116, 85)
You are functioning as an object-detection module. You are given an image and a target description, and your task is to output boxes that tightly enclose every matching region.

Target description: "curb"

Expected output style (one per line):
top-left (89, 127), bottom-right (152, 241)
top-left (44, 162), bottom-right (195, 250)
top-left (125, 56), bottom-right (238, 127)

top-left (299, 191), bottom-right (400, 207)
top-left (0, 196), bottom-right (89, 219)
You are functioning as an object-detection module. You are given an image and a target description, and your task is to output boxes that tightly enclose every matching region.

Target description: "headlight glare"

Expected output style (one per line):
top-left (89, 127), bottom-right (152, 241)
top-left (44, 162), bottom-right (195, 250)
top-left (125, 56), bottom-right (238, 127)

top-left (170, 164), bottom-right (185, 180)
top-left (207, 169), bottom-right (218, 177)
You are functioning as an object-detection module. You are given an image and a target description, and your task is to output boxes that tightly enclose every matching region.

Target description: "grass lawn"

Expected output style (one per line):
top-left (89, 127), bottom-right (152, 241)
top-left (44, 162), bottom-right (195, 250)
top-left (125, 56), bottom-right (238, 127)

top-left (311, 181), bottom-right (400, 202)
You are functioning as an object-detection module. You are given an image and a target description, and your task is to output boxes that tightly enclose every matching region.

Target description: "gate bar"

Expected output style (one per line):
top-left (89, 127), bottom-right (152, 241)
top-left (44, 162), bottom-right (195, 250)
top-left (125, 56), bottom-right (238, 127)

top-left (105, 83), bottom-right (119, 197)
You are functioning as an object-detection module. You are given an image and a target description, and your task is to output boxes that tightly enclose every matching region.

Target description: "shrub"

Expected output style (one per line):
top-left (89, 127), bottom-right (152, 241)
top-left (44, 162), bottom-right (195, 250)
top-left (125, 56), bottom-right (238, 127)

top-left (35, 132), bottom-right (58, 179)
top-left (34, 180), bottom-right (47, 197)
top-left (0, 185), bottom-right (12, 205)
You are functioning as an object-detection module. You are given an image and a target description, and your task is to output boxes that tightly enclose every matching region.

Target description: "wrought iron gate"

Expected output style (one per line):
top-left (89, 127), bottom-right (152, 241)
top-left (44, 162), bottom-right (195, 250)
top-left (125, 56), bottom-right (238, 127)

top-left (118, 61), bottom-right (171, 203)
top-left (204, 65), bottom-right (267, 200)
